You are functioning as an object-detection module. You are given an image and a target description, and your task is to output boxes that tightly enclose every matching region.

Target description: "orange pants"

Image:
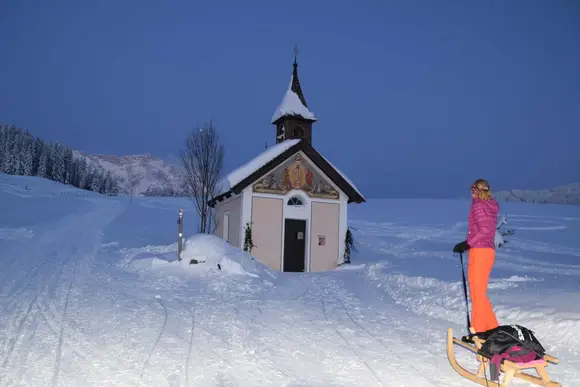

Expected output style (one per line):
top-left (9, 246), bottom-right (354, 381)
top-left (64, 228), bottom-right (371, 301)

top-left (468, 247), bottom-right (499, 332)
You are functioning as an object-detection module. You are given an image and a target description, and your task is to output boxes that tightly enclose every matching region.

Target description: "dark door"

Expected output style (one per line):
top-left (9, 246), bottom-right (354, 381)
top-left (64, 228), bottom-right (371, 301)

top-left (283, 219), bottom-right (306, 272)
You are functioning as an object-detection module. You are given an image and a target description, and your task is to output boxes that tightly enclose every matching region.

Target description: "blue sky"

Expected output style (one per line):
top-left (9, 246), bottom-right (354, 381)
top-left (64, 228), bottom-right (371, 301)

top-left (1, 0), bottom-right (578, 198)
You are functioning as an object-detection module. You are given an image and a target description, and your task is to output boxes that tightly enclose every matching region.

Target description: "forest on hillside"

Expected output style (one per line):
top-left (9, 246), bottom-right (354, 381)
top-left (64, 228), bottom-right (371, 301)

top-left (0, 124), bottom-right (119, 195)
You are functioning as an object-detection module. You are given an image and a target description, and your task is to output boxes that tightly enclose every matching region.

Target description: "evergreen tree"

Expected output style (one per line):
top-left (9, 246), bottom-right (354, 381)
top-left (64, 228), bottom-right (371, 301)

top-left (51, 142), bottom-right (65, 183)
top-left (0, 124), bottom-right (6, 169)
top-left (69, 157), bottom-right (79, 187)
top-left (103, 171), bottom-right (116, 195)
top-left (12, 129), bottom-right (24, 175)
top-left (36, 143), bottom-right (49, 178)
top-left (343, 227), bottom-right (356, 264)
top-left (78, 159), bottom-right (89, 189)
top-left (32, 137), bottom-right (43, 176)
top-left (22, 132), bottom-right (35, 176)
top-left (243, 222), bottom-right (256, 254)
top-left (90, 169), bottom-right (101, 192)
top-left (2, 126), bottom-right (17, 174)
top-left (63, 148), bottom-right (73, 184)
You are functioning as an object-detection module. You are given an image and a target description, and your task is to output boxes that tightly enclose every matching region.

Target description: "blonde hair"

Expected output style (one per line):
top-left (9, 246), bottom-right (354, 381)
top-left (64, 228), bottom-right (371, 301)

top-left (472, 178), bottom-right (492, 200)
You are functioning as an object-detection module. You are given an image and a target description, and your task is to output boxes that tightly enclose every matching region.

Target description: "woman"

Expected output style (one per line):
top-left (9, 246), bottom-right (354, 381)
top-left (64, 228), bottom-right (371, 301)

top-left (454, 178), bottom-right (500, 334)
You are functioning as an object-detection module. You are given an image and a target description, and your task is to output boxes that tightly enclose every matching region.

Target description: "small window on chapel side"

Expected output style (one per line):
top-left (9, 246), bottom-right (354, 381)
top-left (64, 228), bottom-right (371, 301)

top-left (287, 197), bottom-right (303, 206)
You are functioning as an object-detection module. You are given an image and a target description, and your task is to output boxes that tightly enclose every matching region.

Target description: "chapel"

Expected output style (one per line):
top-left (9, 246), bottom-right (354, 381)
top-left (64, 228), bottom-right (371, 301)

top-left (208, 53), bottom-right (364, 272)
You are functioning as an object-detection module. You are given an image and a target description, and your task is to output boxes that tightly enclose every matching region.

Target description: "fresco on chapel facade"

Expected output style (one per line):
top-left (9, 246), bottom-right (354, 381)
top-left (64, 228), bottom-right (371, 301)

top-left (252, 153), bottom-right (339, 199)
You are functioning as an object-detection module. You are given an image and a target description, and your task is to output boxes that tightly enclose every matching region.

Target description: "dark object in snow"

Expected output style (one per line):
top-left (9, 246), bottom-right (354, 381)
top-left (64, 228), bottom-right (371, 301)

top-left (243, 222), bottom-right (256, 253)
top-left (342, 226), bottom-right (356, 264)
top-left (217, 263), bottom-right (221, 270)
top-left (502, 229), bottom-right (515, 236)
top-left (190, 259), bottom-right (200, 265)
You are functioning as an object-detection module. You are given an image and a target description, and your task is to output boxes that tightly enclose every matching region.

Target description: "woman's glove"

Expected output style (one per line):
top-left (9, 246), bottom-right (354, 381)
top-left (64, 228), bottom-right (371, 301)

top-left (453, 240), bottom-right (470, 253)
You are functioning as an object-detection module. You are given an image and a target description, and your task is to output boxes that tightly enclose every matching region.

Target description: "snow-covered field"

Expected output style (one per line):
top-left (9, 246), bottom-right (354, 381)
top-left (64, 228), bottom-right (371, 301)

top-left (1, 172), bottom-right (579, 387)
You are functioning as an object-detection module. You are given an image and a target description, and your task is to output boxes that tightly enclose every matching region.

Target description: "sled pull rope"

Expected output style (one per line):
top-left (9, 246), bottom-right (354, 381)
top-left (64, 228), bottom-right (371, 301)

top-left (459, 252), bottom-right (471, 334)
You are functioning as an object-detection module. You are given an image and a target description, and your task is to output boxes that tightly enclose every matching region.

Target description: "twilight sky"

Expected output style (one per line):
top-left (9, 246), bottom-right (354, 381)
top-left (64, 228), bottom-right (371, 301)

top-left (0, 0), bottom-right (578, 198)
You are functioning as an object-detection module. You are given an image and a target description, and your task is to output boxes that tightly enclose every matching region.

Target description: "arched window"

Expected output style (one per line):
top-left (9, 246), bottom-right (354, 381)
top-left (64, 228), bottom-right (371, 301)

top-left (293, 126), bottom-right (305, 137)
top-left (287, 196), bottom-right (304, 206)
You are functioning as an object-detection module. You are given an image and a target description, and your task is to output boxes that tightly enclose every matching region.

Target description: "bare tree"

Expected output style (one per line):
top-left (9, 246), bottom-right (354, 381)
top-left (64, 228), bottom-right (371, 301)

top-left (179, 121), bottom-right (224, 233)
top-left (124, 164), bottom-right (139, 202)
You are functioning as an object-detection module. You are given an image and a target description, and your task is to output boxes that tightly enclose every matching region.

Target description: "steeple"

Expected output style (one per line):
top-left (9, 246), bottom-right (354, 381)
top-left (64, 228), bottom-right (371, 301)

top-left (272, 45), bottom-right (317, 145)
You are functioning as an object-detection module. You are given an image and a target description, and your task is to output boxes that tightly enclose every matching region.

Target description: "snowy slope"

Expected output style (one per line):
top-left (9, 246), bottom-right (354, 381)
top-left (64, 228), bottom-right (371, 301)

top-left (73, 151), bottom-right (185, 196)
top-left (1, 174), bottom-right (579, 386)
top-left (495, 182), bottom-right (580, 205)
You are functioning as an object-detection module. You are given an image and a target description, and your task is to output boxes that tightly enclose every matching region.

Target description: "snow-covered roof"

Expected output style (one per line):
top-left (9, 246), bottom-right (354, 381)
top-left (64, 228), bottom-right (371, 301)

top-left (210, 139), bottom-right (365, 205)
top-left (216, 139), bottom-right (301, 195)
top-left (271, 76), bottom-right (317, 124)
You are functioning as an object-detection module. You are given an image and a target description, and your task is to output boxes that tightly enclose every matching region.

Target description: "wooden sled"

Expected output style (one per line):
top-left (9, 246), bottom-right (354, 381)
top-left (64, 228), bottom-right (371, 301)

top-left (447, 328), bottom-right (561, 387)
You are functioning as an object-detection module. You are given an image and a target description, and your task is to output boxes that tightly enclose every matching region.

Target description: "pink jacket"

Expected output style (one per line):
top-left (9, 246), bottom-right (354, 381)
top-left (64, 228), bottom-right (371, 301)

top-left (467, 197), bottom-right (499, 249)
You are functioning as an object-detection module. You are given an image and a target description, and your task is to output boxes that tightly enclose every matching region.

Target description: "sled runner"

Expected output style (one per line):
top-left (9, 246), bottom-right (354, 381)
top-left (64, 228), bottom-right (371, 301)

top-left (447, 327), bottom-right (561, 387)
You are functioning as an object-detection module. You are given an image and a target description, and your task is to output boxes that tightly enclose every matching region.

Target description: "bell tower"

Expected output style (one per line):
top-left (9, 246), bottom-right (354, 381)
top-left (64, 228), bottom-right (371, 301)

top-left (271, 45), bottom-right (317, 145)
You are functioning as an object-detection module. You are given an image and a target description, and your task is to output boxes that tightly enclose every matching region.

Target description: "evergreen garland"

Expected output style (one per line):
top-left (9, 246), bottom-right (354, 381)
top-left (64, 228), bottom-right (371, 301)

top-left (343, 226), bottom-right (356, 264)
top-left (243, 222), bottom-right (256, 256)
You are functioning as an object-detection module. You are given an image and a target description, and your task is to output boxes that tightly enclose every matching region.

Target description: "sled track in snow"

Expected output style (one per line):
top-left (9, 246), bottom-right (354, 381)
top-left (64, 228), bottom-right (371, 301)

top-left (10, 307), bottom-right (41, 387)
top-left (175, 298), bottom-right (196, 387)
top-left (140, 297), bottom-right (168, 382)
top-left (0, 245), bottom-right (77, 386)
top-left (0, 246), bottom-right (57, 313)
top-left (333, 298), bottom-right (439, 387)
top-left (1, 200), bottom-right (123, 386)
top-left (210, 306), bottom-right (291, 379)
top-left (235, 305), bottom-right (341, 366)
top-left (51, 258), bottom-right (78, 387)
top-left (0, 252), bottom-right (68, 366)
top-left (321, 298), bottom-right (386, 386)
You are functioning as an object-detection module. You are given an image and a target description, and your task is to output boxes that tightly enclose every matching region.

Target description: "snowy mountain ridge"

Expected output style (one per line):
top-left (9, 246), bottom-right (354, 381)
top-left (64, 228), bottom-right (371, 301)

top-left (494, 182), bottom-right (580, 205)
top-left (73, 151), bottom-right (185, 196)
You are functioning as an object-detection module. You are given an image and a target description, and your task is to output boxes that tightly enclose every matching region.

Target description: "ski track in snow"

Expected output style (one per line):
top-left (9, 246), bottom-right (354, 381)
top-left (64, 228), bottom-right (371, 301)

top-left (1, 184), bottom-right (580, 386)
top-left (140, 297), bottom-right (168, 384)
top-left (0, 198), bottom-right (124, 387)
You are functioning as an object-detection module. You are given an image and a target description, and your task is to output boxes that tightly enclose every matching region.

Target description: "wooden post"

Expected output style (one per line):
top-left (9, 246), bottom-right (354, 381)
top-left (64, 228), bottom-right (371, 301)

top-left (177, 208), bottom-right (183, 261)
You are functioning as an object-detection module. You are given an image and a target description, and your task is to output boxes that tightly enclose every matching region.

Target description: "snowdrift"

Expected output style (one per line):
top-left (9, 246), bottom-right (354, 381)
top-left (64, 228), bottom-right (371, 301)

top-left (179, 234), bottom-right (274, 278)
top-left (127, 234), bottom-right (275, 279)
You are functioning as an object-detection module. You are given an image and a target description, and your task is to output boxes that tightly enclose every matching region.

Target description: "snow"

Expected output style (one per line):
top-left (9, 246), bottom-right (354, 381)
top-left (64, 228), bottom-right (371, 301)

top-left (216, 139), bottom-right (300, 194)
top-left (271, 76), bottom-right (317, 123)
top-left (129, 233), bottom-right (276, 280)
top-left (1, 174), bottom-right (580, 386)
top-left (495, 213), bottom-right (508, 248)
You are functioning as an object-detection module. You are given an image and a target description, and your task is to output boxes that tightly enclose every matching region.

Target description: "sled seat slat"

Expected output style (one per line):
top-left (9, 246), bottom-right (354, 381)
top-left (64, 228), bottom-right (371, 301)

top-left (514, 359), bottom-right (545, 367)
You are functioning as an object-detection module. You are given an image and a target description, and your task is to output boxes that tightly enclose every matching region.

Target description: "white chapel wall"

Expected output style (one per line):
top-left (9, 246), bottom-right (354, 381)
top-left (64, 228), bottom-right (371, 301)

top-left (241, 150), bottom-right (349, 271)
top-left (213, 194), bottom-right (242, 249)
top-left (310, 201), bottom-right (340, 271)
top-left (250, 196), bottom-right (283, 270)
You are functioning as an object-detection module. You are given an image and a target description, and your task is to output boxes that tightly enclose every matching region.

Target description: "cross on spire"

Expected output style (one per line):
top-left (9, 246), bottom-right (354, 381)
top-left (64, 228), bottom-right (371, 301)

top-left (293, 44), bottom-right (299, 65)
